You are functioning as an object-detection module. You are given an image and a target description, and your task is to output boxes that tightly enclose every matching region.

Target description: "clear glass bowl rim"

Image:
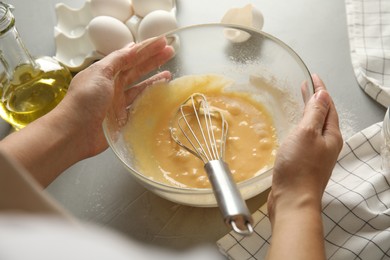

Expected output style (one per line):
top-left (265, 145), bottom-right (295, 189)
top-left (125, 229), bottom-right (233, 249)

top-left (103, 23), bottom-right (314, 195)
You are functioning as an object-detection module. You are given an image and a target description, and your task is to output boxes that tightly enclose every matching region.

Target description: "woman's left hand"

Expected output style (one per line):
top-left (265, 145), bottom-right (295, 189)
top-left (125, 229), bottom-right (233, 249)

top-left (0, 37), bottom-right (174, 187)
top-left (58, 37), bottom-right (174, 158)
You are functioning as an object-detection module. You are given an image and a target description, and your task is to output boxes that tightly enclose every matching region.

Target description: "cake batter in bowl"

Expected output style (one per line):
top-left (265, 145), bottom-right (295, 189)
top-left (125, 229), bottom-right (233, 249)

top-left (103, 23), bottom-right (314, 207)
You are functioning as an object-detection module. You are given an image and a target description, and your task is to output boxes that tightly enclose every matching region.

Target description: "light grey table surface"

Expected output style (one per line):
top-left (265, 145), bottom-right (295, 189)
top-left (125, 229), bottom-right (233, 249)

top-left (4, 0), bottom-right (387, 259)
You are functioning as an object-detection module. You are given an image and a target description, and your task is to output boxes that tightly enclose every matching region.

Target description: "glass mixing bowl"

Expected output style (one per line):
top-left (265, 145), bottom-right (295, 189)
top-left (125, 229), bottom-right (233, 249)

top-left (103, 23), bottom-right (314, 207)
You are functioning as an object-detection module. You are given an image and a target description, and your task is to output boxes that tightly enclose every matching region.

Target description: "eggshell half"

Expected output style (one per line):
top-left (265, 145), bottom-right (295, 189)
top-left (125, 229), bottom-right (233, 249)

top-left (221, 4), bottom-right (264, 30)
top-left (221, 4), bottom-right (264, 43)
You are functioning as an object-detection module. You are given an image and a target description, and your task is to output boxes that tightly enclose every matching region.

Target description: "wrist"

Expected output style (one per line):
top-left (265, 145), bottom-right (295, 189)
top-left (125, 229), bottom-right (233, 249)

top-left (0, 105), bottom-right (87, 187)
top-left (267, 199), bottom-right (326, 260)
top-left (269, 189), bottom-right (323, 223)
top-left (272, 198), bottom-right (323, 224)
top-left (42, 103), bottom-right (89, 161)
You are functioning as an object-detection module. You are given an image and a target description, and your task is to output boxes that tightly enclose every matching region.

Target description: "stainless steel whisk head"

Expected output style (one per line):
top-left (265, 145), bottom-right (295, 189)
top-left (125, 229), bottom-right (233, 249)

top-left (170, 93), bottom-right (228, 163)
top-left (170, 93), bottom-right (254, 236)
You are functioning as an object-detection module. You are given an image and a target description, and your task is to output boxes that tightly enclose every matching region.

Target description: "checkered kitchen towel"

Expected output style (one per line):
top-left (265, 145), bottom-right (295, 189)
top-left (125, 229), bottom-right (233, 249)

top-left (346, 0), bottom-right (390, 107)
top-left (217, 122), bottom-right (390, 259)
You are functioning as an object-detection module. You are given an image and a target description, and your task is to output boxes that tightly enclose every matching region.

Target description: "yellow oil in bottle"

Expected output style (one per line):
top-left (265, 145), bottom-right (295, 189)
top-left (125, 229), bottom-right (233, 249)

top-left (0, 57), bottom-right (72, 130)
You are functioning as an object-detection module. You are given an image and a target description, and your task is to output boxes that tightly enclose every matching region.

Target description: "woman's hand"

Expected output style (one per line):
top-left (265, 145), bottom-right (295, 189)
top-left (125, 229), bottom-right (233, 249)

top-left (0, 37), bottom-right (174, 187)
top-left (266, 74), bottom-right (343, 260)
top-left (58, 37), bottom-right (174, 158)
top-left (269, 74), bottom-right (343, 212)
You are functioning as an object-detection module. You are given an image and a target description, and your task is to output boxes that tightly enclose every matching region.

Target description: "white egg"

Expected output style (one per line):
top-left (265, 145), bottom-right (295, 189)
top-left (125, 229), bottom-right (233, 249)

top-left (221, 4), bottom-right (264, 43)
top-left (88, 16), bottom-right (134, 55)
top-left (137, 10), bottom-right (178, 41)
top-left (90, 0), bottom-right (134, 22)
top-left (132, 0), bottom-right (173, 17)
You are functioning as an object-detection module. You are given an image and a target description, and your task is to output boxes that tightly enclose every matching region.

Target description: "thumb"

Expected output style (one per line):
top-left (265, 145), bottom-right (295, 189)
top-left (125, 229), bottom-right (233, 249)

top-left (300, 90), bottom-right (331, 133)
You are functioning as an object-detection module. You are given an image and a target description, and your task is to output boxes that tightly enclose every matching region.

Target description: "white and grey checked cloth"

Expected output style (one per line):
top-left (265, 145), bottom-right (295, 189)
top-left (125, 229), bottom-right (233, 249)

top-left (346, 0), bottom-right (390, 107)
top-left (217, 122), bottom-right (390, 259)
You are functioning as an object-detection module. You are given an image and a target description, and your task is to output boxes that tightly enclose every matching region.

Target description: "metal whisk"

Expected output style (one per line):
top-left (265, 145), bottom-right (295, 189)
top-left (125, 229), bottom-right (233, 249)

top-left (170, 93), bottom-right (253, 236)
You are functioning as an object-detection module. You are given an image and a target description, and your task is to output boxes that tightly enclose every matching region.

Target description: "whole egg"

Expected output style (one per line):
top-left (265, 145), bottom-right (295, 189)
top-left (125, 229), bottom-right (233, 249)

top-left (88, 16), bottom-right (134, 55)
top-left (137, 10), bottom-right (178, 41)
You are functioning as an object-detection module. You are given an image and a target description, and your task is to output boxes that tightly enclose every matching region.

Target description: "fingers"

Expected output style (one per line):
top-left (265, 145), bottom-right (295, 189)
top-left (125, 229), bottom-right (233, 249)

top-left (92, 37), bottom-right (174, 80)
top-left (311, 74), bottom-right (327, 92)
top-left (300, 74), bottom-right (332, 133)
top-left (322, 95), bottom-right (343, 152)
top-left (300, 74), bottom-right (343, 149)
top-left (300, 89), bottom-right (331, 133)
top-left (300, 74), bottom-right (327, 105)
top-left (300, 80), bottom-right (311, 105)
top-left (132, 70), bottom-right (172, 89)
top-left (127, 36), bottom-right (174, 70)
top-left (120, 45), bottom-right (174, 84)
top-left (323, 101), bottom-right (343, 153)
top-left (125, 71), bottom-right (171, 105)
top-left (135, 36), bottom-right (166, 54)
top-left (311, 75), bottom-right (342, 148)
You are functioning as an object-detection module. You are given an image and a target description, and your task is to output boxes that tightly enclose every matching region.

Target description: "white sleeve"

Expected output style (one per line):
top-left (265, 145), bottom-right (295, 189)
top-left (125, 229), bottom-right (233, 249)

top-left (0, 214), bottom-right (155, 260)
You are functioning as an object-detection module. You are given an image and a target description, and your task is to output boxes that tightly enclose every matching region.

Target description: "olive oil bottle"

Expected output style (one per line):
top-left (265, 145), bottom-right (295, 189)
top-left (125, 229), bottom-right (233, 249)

top-left (0, 3), bottom-right (72, 130)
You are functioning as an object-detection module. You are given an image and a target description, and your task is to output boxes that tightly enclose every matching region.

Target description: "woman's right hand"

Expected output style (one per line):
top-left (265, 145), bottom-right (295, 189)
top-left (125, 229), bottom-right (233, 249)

top-left (266, 74), bottom-right (343, 260)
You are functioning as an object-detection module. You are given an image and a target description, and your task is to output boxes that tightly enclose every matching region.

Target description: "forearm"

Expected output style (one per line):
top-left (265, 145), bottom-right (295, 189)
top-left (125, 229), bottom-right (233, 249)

top-left (0, 107), bottom-right (86, 187)
top-left (267, 205), bottom-right (326, 260)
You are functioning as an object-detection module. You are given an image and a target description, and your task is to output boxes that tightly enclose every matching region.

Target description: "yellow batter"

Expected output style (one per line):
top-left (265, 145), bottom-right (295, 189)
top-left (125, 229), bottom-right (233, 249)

top-left (124, 74), bottom-right (277, 188)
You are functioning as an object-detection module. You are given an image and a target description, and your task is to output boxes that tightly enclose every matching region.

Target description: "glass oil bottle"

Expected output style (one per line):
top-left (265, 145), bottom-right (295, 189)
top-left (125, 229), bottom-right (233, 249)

top-left (0, 2), bottom-right (72, 130)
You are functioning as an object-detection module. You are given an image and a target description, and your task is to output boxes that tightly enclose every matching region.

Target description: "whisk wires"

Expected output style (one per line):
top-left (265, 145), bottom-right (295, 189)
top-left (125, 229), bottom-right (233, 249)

top-left (170, 93), bottom-right (228, 164)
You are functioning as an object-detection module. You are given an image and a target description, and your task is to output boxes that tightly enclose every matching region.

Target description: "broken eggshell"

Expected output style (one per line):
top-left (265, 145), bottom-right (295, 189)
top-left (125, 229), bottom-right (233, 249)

top-left (221, 4), bottom-right (264, 43)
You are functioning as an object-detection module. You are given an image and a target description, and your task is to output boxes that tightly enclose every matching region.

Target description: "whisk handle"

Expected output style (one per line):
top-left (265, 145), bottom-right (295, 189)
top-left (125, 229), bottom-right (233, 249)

top-left (204, 160), bottom-right (254, 236)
